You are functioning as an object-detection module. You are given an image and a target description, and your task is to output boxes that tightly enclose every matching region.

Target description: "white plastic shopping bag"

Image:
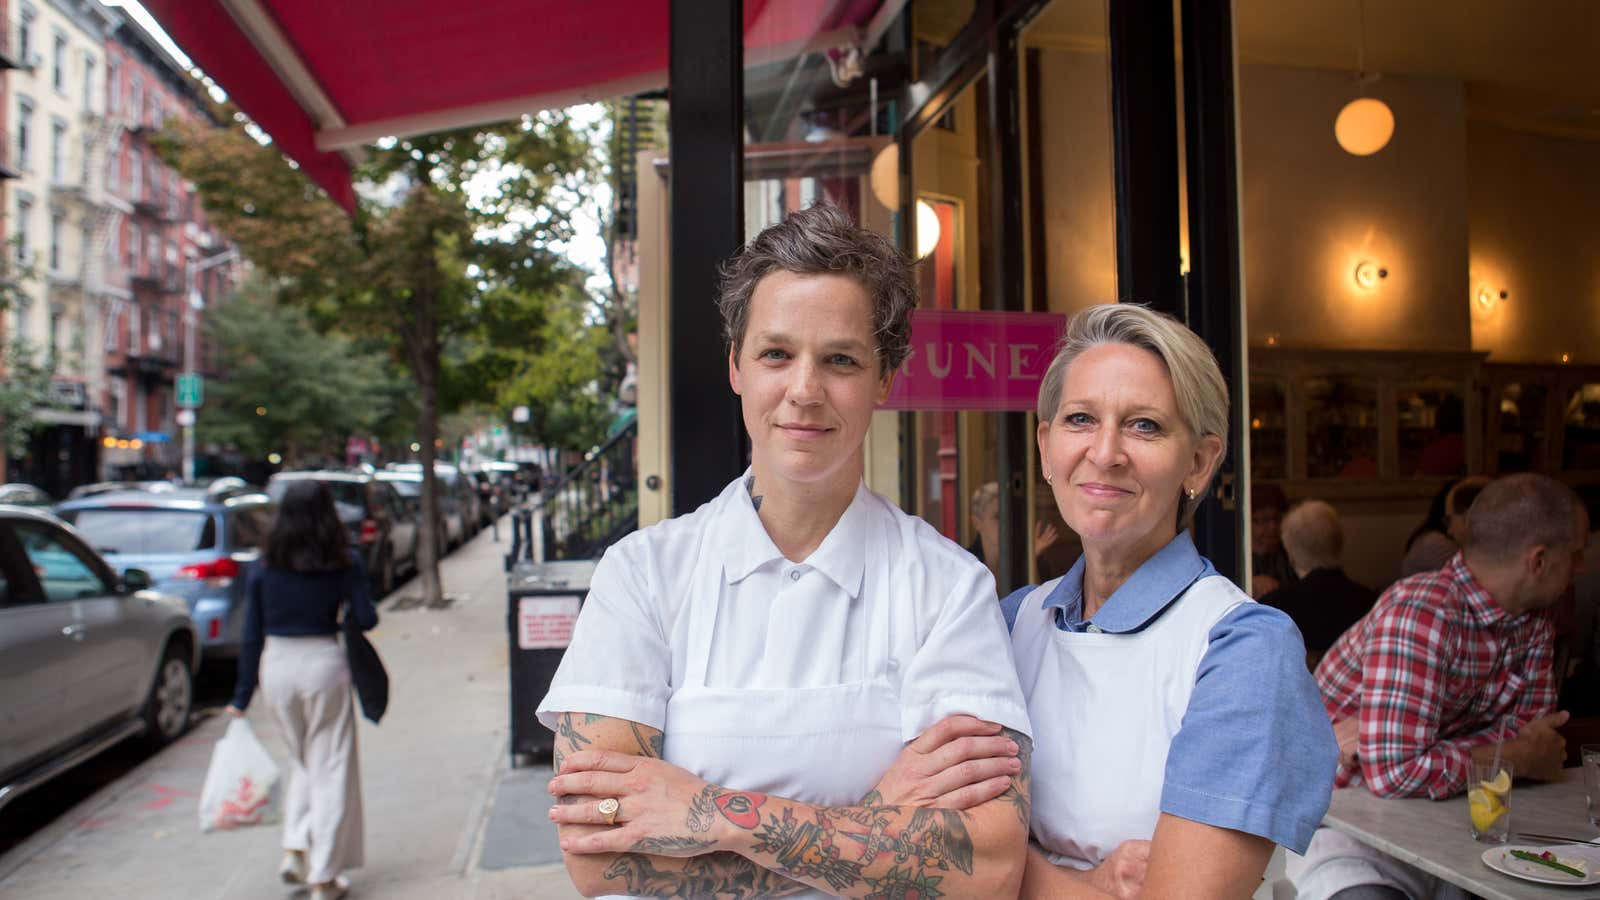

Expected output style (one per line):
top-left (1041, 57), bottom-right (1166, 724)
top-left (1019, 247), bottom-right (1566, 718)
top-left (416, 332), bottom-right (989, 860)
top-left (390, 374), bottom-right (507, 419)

top-left (198, 718), bottom-right (281, 831)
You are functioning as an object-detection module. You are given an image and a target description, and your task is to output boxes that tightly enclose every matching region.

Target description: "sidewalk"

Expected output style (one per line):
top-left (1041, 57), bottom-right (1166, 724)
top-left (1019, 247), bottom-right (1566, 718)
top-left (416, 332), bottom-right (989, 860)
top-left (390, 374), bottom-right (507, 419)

top-left (0, 521), bottom-right (582, 900)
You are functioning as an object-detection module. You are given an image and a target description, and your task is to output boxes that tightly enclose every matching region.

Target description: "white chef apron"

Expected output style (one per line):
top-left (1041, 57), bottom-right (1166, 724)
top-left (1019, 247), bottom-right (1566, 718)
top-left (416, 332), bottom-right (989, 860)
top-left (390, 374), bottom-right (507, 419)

top-left (649, 525), bottom-right (905, 899)
top-left (1011, 574), bottom-right (1246, 868)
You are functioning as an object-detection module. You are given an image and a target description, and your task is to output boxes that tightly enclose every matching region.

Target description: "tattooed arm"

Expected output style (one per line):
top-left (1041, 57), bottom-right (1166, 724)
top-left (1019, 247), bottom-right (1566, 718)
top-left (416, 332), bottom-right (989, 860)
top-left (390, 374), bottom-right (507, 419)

top-left (552, 730), bottom-right (1032, 900)
top-left (550, 711), bottom-right (812, 899)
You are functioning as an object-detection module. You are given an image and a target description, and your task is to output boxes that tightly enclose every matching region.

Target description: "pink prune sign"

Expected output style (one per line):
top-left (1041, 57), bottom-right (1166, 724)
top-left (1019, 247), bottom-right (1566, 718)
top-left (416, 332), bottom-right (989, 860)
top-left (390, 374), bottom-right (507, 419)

top-left (880, 310), bottom-right (1066, 412)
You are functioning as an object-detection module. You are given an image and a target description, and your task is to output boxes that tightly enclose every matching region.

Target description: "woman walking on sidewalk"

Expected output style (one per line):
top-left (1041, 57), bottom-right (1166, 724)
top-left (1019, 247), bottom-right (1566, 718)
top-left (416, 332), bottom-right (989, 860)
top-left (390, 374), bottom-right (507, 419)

top-left (227, 479), bottom-right (377, 900)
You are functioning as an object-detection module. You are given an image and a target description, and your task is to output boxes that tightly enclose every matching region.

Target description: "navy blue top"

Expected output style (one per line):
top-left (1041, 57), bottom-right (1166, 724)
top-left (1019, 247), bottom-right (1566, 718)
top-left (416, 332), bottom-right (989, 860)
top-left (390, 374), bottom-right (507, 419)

top-left (230, 550), bottom-right (377, 710)
top-left (999, 531), bottom-right (1337, 854)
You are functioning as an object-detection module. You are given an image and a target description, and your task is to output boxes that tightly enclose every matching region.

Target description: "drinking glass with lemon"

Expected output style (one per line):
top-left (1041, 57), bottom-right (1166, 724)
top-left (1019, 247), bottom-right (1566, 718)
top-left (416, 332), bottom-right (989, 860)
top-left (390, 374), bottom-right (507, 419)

top-left (1468, 761), bottom-right (1513, 843)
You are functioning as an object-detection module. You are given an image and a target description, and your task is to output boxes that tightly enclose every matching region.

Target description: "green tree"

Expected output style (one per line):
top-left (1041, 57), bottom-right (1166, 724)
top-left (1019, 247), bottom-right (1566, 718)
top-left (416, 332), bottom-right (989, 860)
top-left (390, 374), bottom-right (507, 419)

top-left (200, 279), bottom-right (405, 466)
top-left (0, 251), bottom-right (55, 476)
top-left (156, 110), bottom-right (598, 604)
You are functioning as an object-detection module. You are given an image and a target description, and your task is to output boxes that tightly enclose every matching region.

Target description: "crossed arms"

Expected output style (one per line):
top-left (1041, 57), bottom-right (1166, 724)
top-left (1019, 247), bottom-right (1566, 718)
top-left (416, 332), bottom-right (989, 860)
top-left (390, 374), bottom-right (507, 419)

top-left (548, 712), bottom-right (1031, 899)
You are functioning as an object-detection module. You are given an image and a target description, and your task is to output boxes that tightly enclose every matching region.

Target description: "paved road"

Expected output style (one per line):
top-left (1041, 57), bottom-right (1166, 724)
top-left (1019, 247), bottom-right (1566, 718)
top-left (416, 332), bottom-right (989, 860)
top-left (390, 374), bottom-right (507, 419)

top-left (0, 519), bottom-right (581, 899)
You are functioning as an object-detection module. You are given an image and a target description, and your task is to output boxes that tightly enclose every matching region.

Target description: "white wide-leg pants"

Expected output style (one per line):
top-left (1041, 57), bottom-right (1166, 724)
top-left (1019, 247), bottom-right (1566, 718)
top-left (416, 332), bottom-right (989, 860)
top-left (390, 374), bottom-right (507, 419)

top-left (261, 635), bottom-right (364, 884)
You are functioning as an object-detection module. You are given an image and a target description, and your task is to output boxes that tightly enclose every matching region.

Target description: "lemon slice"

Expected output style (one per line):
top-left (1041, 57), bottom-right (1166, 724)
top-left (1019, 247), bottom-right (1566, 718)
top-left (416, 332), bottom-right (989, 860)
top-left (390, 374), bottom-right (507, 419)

top-left (1468, 788), bottom-right (1506, 832)
top-left (1480, 769), bottom-right (1511, 796)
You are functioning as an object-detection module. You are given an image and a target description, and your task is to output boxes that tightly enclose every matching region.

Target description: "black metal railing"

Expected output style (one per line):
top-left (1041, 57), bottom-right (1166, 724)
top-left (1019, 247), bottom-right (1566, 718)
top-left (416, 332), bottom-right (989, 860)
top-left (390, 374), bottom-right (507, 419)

top-left (508, 417), bottom-right (638, 565)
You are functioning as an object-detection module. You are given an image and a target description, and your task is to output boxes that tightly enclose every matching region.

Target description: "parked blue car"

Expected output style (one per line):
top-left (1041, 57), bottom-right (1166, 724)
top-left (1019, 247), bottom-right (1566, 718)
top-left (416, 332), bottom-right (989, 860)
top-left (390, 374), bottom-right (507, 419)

top-left (55, 483), bottom-right (275, 662)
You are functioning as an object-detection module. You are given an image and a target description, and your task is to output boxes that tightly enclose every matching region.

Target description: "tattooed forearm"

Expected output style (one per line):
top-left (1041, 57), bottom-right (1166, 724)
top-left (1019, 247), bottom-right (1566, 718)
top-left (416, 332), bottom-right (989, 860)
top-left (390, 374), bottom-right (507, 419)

top-left (602, 852), bottom-right (810, 899)
top-left (688, 784), bottom-right (720, 833)
top-left (712, 786), bottom-right (1017, 899)
top-left (630, 721), bottom-right (665, 758)
top-left (629, 835), bottom-right (719, 854)
top-left (997, 728), bottom-right (1033, 827)
top-left (552, 712), bottom-right (594, 778)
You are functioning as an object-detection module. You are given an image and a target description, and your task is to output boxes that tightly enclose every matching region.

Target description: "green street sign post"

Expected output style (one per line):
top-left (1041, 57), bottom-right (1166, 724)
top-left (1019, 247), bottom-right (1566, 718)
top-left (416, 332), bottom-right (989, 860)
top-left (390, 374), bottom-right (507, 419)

top-left (176, 373), bottom-right (204, 409)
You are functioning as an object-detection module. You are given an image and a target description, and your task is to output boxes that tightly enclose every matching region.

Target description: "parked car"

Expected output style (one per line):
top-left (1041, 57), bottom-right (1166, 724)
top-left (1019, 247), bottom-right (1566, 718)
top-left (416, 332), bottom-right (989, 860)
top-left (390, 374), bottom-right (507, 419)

top-left (376, 464), bottom-right (467, 550)
top-left (55, 484), bottom-right (275, 661)
top-left (265, 472), bottom-right (417, 597)
top-left (0, 483), bottom-right (53, 507)
top-left (382, 464), bottom-right (478, 547)
top-left (0, 505), bottom-right (199, 812)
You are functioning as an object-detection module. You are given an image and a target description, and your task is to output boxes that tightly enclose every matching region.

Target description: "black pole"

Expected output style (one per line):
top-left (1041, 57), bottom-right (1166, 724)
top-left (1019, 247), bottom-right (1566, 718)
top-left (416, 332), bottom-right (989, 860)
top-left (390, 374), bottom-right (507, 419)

top-left (1108, 0), bottom-right (1183, 318)
top-left (987, 30), bottom-right (1030, 595)
top-left (1181, 0), bottom-right (1247, 581)
top-left (668, 0), bottom-right (745, 515)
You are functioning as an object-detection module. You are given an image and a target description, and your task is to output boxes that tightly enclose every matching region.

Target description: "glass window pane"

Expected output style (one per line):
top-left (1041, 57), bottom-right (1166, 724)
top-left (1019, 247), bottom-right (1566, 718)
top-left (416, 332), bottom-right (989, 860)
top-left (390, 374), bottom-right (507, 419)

top-left (1304, 376), bottom-right (1378, 479)
top-left (1397, 380), bottom-right (1465, 478)
top-left (64, 509), bottom-right (213, 554)
top-left (14, 523), bottom-right (109, 601)
top-left (1249, 378), bottom-right (1287, 479)
top-left (1495, 382), bottom-right (1547, 473)
top-left (1564, 384), bottom-right (1600, 470)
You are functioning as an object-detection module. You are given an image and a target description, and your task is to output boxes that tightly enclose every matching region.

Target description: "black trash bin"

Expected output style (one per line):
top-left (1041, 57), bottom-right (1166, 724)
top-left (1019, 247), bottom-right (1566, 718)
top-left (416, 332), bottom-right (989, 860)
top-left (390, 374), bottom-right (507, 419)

top-left (506, 558), bottom-right (598, 767)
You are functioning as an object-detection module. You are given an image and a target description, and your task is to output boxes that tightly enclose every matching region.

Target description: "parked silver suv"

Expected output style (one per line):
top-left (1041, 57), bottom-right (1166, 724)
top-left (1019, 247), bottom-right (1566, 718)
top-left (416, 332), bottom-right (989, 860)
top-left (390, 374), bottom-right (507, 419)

top-left (0, 506), bottom-right (199, 812)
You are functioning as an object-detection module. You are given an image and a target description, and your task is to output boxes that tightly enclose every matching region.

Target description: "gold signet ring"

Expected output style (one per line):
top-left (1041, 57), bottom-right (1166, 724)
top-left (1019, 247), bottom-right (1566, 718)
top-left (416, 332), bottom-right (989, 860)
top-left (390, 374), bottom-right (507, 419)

top-left (597, 797), bottom-right (620, 826)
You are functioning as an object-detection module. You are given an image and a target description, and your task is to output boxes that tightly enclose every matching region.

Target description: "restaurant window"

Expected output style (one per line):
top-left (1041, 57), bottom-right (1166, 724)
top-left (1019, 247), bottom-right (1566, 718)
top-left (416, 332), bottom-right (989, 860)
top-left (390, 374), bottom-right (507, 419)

top-left (1564, 384), bottom-right (1600, 470)
top-left (1495, 382), bottom-right (1547, 473)
top-left (1249, 378), bottom-right (1287, 479)
top-left (1396, 379), bottom-right (1466, 479)
top-left (1303, 376), bottom-right (1379, 479)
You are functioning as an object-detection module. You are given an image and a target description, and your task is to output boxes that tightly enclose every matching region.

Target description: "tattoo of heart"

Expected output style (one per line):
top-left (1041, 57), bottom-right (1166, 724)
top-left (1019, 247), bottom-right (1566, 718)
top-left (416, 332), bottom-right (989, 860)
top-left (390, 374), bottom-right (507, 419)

top-left (628, 835), bottom-right (718, 854)
top-left (753, 808), bottom-right (863, 890)
top-left (715, 791), bottom-right (768, 830)
top-left (687, 784), bottom-right (720, 832)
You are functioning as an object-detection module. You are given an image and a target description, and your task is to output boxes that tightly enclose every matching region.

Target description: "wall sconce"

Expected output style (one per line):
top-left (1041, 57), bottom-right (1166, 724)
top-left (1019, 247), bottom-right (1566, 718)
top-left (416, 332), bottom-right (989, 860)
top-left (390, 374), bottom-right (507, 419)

top-left (1264, 332), bottom-right (1281, 347)
top-left (1353, 260), bottom-right (1388, 290)
top-left (1475, 286), bottom-right (1509, 311)
top-left (916, 199), bottom-right (941, 259)
top-left (1561, 353), bottom-right (1572, 364)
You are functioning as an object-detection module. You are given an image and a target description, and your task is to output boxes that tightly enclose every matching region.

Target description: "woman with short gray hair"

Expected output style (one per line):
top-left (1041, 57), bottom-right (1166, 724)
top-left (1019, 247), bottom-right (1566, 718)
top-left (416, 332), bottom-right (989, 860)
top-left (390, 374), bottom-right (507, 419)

top-left (1002, 303), bottom-right (1337, 897)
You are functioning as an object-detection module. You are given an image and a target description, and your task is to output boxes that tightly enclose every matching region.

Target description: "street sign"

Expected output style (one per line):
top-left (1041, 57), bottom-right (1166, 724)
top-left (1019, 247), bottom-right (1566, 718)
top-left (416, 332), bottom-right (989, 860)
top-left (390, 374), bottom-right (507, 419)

top-left (176, 374), bottom-right (204, 408)
top-left (175, 409), bottom-right (195, 427)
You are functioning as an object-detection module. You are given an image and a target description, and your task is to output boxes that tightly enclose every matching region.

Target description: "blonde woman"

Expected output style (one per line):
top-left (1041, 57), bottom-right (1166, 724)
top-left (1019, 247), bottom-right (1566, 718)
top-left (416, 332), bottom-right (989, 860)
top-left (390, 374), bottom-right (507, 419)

top-left (1004, 304), bottom-right (1337, 898)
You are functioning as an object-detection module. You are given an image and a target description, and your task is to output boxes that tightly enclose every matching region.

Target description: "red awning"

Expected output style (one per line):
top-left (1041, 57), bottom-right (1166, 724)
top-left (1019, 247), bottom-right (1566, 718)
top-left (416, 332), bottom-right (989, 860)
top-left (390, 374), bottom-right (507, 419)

top-left (140, 0), bottom-right (895, 212)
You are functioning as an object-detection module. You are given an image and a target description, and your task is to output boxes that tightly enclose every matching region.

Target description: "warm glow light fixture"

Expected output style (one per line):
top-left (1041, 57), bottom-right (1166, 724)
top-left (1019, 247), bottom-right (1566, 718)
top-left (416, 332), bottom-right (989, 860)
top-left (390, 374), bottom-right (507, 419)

top-left (916, 199), bottom-right (942, 259)
top-left (1475, 285), bottom-right (1510, 311)
top-left (1336, 98), bottom-right (1394, 156)
top-left (1353, 260), bottom-right (1388, 290)
top-left (1336, 0), bottom-right (1394, 157)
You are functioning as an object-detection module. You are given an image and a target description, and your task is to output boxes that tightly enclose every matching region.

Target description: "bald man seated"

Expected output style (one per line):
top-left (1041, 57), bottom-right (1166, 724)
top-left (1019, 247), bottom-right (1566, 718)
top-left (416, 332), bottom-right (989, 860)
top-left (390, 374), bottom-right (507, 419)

top-left (1260, 500), bottom-right (1377, 667)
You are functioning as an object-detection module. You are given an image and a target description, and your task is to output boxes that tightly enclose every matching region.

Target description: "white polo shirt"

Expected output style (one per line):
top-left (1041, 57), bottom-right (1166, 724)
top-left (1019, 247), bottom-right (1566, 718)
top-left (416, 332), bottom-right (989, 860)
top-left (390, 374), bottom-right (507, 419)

top-left (537, 472), bottom-right (1031, 742)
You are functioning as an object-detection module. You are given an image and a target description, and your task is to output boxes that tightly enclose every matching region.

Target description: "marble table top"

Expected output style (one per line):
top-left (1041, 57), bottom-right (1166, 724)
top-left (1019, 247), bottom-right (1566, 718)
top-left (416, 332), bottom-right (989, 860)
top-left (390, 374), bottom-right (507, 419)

top-left (1324, 769), bottom-right (1599, 900)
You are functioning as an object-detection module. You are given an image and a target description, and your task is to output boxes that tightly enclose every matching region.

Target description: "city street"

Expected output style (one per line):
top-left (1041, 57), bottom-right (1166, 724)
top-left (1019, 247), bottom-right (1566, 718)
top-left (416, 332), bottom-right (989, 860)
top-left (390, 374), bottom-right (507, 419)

top-left (0, 519), bottom-right (581, 900)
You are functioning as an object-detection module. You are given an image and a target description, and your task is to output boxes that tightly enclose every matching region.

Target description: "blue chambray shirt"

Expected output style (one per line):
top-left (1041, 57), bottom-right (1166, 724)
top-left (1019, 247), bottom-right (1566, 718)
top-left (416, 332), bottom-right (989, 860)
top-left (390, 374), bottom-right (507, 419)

top-left (1001, 531), bottom-right (1337, 853)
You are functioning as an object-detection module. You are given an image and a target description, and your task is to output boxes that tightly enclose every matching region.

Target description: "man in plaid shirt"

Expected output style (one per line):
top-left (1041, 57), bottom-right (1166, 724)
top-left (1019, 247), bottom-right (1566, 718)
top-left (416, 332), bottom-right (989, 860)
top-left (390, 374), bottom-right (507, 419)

top-left (1290, 474), bottom-right (1584, 900)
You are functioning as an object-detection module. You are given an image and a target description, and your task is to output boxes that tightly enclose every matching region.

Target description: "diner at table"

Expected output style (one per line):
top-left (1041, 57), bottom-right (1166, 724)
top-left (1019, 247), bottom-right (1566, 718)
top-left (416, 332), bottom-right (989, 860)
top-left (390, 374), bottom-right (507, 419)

top-left (1289, 473), bottom-right (1588, 899)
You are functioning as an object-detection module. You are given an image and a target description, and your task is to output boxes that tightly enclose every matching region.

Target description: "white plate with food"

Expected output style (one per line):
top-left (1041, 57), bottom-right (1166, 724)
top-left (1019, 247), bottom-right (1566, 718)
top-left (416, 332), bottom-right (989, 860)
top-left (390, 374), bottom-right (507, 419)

top-left (1481, 844), bottom-right (1599, 886)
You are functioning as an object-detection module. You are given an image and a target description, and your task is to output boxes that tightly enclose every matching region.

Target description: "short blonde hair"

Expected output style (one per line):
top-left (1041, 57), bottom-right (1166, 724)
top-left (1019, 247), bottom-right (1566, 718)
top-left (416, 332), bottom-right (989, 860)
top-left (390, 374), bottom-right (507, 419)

top-left (1036, 303), bottom-right (1230, 528)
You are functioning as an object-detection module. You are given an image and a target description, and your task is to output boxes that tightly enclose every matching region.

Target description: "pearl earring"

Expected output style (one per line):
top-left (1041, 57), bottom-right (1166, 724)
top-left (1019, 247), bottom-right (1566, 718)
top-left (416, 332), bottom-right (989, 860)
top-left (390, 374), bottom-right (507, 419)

top-left (1044, 472), bottom-right (1054, 485)
top-left (1186, 487), bottom-right (1196, 500)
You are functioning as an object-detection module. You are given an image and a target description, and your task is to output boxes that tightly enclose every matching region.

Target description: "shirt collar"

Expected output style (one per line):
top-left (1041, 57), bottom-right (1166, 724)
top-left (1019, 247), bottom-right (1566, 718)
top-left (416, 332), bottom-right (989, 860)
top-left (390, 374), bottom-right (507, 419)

top-left (1040, 530), bottom-right (1214, 632)
top-left (719, 472), bottom-right (869, 599)
top-left (1448, 552), bottom-right (1518, 627)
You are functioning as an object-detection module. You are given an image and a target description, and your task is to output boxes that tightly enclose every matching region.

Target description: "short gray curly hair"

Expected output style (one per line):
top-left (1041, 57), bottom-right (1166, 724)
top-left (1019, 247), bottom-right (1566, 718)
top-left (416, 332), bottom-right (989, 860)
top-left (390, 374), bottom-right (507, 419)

top-left (717, 203), bottom-right (917, 374)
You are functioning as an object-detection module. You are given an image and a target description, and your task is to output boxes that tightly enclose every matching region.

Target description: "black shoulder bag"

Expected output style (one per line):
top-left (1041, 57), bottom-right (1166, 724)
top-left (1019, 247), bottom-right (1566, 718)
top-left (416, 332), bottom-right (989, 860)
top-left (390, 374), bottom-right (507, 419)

top-left (341, 566), bottom-right (389, 724)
